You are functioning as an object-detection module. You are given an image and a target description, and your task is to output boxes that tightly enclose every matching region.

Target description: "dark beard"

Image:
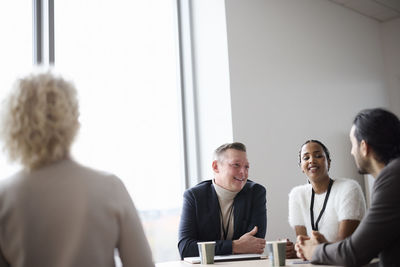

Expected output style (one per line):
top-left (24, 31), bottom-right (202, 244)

top-left (357, 168), bottom-right (368, 175)
top-left (356, 156), bottom-right (370, 175)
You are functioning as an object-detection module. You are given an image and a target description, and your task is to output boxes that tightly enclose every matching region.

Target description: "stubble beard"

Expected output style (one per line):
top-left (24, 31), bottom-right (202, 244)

top-left (355, 155), bottom-right (370, 175)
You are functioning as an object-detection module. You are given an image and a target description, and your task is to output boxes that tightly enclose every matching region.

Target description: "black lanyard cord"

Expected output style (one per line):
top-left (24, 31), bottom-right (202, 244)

top-left (219, 204), bottom-right (234, 240)
top-left (310, 178), bottom-right (334, 231)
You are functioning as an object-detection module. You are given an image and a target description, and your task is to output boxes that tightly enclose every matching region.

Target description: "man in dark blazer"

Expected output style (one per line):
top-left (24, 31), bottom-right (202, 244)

top-left (296, 108), bottom-right (400, 267)
top-left (178, 142), bottom-right (267, 259)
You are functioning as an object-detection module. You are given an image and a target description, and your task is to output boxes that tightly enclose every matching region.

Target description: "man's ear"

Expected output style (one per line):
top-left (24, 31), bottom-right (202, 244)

top-left (212, 160), bottom-right (219, 173)
top-left (360, 140), bottom-right (369, 157)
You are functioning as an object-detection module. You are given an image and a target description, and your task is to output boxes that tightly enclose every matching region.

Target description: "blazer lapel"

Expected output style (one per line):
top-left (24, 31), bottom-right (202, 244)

top-left (233, 187), bottom-right (246, 239)
top-left (210, 184), bottom-right (222, 239)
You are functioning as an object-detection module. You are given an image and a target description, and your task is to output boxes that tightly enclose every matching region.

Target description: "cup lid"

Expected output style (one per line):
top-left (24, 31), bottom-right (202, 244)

top-left (197, 241), bottom-right (216, 244)
top-left (265, 240), bottom-right (287, 244)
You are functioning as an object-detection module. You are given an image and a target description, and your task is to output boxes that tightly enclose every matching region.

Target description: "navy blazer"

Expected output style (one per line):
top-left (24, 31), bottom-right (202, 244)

top-left (178, 179), bottom-right (267, 259)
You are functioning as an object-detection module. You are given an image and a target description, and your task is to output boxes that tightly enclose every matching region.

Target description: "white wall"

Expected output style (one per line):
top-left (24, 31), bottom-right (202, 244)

top-left (382, 18), bottom-right (400, 118)
top-left (224, 0), bottom-right (390, 241)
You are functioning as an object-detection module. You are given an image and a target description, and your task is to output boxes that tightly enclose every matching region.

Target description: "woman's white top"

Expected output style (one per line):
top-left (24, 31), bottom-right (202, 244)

top-left (288, 178), bottom-right (366, 242)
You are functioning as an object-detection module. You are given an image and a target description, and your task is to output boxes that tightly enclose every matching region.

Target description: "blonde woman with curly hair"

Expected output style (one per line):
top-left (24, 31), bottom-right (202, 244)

top-left (0, 71), bottom-right (154, 267)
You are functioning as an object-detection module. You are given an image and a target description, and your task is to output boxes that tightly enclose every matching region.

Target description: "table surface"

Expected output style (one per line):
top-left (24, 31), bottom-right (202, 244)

top-left (155, 258), bottom-right (343, 267)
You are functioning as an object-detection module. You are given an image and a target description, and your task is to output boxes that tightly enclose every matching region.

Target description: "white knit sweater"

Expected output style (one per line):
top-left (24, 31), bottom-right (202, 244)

top-left (288, 178), bottom-right (366, 242)
top-left (212, 179), bottom-right (238, 240)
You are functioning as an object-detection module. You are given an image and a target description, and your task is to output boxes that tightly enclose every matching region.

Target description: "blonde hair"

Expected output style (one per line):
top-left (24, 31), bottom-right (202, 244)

top-left (0, 71), bottom-right (80, 170)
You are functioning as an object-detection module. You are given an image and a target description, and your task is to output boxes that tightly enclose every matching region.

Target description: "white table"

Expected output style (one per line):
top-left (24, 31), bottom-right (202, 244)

top-left (155, 258), bottom-right (342, 267)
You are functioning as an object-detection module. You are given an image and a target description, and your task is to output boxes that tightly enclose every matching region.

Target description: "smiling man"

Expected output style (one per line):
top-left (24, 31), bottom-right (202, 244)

top-left (178, 142), bottom-right (267, 259)
top-left (296, 108), bottom-right (400, 266)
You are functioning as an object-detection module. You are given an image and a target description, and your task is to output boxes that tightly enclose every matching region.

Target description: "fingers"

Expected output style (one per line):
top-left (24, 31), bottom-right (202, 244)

top-left (256, 238), bottom-right (266, 254)
top-left (250, 237), bottom-right (265, 254)
top-left (296, 250), bottom-right (305, 260)
top-left (255, 245), bottom-right (265, 254)
top-left (311, 231), bottom-right (326, 244)
top-left (296, 235), bottom-right (310, 245)
top-left (295, 242), bottom-right (306, 260)
top-left (260, 239), bottom-right (266, 249)
top-left (285, 242), bottom-right (297, 259)
top-left (235, 232), bottom-right (265, 254)
top-left (311, 231), bottom-right (321, 239)
top-left (287, 250), bottom-right (298, 259)
top-left (295, 243), bottom-right (301, 257)
top-left (248, 239), bottom-right (265, 254)
top-left (254, 237), bottom-right (266, 248)
top-left (311, 231), bottom-right (320, 241)
top-left (286, 239), bottom-right (294, 250)
top-left (248, 226), bottom-right (258, 236)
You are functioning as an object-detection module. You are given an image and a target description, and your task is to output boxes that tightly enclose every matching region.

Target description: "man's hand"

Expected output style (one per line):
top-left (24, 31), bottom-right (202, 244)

top-left (295, 235), bottom-right (317, 261)
top-left (311, 231), bottom-right (328, 243)
top-left (232, 226), bottom-right (266, 254)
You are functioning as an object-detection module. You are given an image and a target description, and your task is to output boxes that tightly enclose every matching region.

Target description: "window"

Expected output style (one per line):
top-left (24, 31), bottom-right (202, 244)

top-left (54, 0), bottom-right (184, 262)
top-left (0, 1), bottom-right (33, 178)
top-left (0, 0), bottom-right (185, 262)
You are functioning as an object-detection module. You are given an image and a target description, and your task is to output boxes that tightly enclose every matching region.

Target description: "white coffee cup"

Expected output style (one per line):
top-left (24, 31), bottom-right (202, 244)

top-left (197, 241), bottom-right (216, 264)
top-left (266, 241), bottom-right (286, 266)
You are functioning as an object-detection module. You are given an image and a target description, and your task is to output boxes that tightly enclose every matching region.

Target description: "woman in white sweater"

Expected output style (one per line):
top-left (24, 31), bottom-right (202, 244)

top-left (286, 140), bottom-right (366, 258)
top-left (0, 71), bottom-right (154, 267)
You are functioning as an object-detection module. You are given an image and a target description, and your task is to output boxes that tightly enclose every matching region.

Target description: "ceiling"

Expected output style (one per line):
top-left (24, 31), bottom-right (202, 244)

top-left (329, 0), bottom-right (400, 22)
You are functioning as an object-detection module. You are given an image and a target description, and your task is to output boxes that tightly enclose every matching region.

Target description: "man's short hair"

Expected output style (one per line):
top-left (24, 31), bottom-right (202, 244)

top-left (213, 142), bottom-right (246, 161)
top-left (353, 108), bottom-right (400, 164)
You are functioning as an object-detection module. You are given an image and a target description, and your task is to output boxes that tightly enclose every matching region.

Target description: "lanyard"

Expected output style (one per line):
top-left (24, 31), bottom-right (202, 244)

top-left (310, 179), bottom-right (334, 231)
top-left (219, 204), bottom-right (234, 240)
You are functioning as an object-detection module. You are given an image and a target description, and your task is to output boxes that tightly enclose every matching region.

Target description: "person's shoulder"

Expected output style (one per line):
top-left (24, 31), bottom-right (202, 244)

top-left (388, 157), bottom-right (400, 169)
top-left (185, 179), bottom-right (213, 194)
top-left (374, 157), bottom-right (400, 189)
top-left (379, 157), bottom-right (400, 178)
top-left (332, 178), bottom-right (364, 202)
top-left (245, 179), bottom-right (265, 190)
top-left (332, 178), bottom-right (361, 191)
top-left (0, 170), bottom-right (25, 194)
top-left (67, 159), bottom-right (116, 178)
top-left (289, 183), bottom-right (309, 197)
top-left (64, 159), bottom-right (125, 188)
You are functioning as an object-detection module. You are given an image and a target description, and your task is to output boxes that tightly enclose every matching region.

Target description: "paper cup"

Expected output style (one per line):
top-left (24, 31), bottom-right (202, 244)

top-left (197, 241), bottom-right (216, 264)
top-left (266, 241), bottom-right (286, 266)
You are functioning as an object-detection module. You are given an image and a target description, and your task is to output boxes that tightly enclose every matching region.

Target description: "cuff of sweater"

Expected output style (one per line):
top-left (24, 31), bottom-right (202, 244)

top-left (310, 243), bottom-right (325, 264)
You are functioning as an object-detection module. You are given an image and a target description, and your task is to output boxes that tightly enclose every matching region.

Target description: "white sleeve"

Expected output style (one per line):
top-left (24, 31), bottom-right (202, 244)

top-left (337, 180), bottom-right (366, 221)
top-left (288, 187), bottom-right (306, 228)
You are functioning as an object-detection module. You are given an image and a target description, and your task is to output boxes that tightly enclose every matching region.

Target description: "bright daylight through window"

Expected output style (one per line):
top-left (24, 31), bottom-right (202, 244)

top-left (0, 2), bottom-right (32, 178)
top-left (0, 0), bottom-right (184, 262)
